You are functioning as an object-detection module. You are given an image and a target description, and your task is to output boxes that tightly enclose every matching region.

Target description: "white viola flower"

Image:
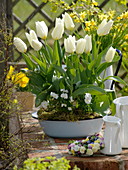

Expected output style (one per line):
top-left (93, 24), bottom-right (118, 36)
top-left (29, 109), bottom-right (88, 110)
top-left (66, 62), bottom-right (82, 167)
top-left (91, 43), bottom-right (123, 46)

top-left (100, 102), bottom-right (104, 107)
top-left (41, 101), bottom-right (49, 110)
top-left (64, 35), bottom-right (76, 53)
top-left (60, 93), bottom-right (68, 99)
top-left (84, 93), bottom-right (92, 104)
top-left (51, 18), bottom-right (64, 40)
top-left (63, 12), bottom-right (75, 31)
top-left (104, 108), bottom-right (111, 115)
top-left (86, 149), bottom-right (93, 156)
top-left (84, 35), bottom-right (92, 54)
top-left (76, 38), bottom-right (86, 54)
top-left (36, 21), bottom-right (48, 40)
top-left (31, 40), bottom-right (42, 51)
top-left (61, 103), bottom-right (67, 107)
top-left (73, 145), bottom-right (80, 152)
top-left (94, 143), bottom-right (100, 150)
top-left (70, 96), bottom-right (74, 102)
top-left (14, 37), bottom-right (27, 53)
top-left (60, 89), bottom-right (68, 93)
top-left (105, 46), bottom-right (116, 62)
top-left (92, 146), bottom-right (98, 153)
top-left (97, 19), bottom-right (114, 36)
top-left (68, 107), bottom-right (72, 111)
top-left (50, 92), bottom-right (59, 99)
top-left (80, 146), bottom-right (86, 154)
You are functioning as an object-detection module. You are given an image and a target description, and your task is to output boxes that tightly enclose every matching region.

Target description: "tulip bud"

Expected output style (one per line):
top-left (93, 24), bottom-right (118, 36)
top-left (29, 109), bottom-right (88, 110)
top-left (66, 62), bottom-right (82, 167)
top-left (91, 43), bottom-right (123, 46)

top-left (25, 30), bottom-right (38, 47)
top-left (97, 19), bottom-right (113, 36)
top-left (76, 38), bottom-right (86, 54)
top-left (51, 18), bottom-right (64, 40)
top-left (32, 40), bottom-right (42, 51)
top-left (14, 37), bottom-right (27, 53)
top-left (105, 46), bottom-right (116, 62)
top-left (84, 35), bottom-right (92, 54)
top-left (36, 21), bottom-right (48, 40)
top-left (63, 12), bottom-right (75, 31)
top-left (64, 35), bottom-right (76, 53)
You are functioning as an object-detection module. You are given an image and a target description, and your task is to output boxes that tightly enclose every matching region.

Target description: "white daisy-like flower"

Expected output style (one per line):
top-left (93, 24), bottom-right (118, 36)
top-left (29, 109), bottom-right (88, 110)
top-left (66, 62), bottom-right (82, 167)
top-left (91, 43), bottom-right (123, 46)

top-left (80, 146), bottom-right (85, 154)
top-left (86, 149), bottom-right (93, 156)
top-left (61, 103), bottom-right (67, 107)
top-left (50, 92), bottom-right (59, 99)
top-left (68, 107), bottom-right (72, 111)
top-left (41, 101), bottom-right (49, 110)
top-left (60, 93), bottom-right (68, 99)
top-left (84, 93), bottom-right (92, 104)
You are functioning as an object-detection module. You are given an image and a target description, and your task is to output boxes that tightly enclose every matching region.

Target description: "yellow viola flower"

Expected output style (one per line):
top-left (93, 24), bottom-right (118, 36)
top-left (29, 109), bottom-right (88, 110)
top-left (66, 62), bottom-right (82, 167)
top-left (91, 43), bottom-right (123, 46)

top-left (6, 66), bottom-right (15, 80)
top-left (19, 76), bottom-right (29, 88)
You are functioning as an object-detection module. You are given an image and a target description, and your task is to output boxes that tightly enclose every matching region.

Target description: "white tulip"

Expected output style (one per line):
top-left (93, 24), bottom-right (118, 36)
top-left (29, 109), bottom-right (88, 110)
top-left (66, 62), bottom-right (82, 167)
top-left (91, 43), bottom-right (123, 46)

top-left (36, 21), bottom-right (48, 40)
top-left (51, 18), bottom-right (64, 40)
top-left (14, 37), bottom-right (27, 53)
top-left (105, 46), bottom-right (116, 62)
top-left (84, 35), bottom-right (92, 54)
top-left (64, 35), bottom-right (76, 53)
top-left (97, 19), bottom-right (114, 36)
top-left (63, 12), bottom-right (75, 31)
top-left (25, 30), bottom-right (38, 47)
top-left (31, 40), bottom-right (42, 51)
top-left (76, 38), bottom-right (86, 54)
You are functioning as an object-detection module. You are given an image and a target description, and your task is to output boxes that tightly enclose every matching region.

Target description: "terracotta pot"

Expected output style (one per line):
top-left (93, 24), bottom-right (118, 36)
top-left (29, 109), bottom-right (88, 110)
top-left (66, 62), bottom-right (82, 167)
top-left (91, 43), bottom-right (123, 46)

top-left (32, 112), bottom-right (103, 138)
top-left (16, 92), bottom-right (35, 111)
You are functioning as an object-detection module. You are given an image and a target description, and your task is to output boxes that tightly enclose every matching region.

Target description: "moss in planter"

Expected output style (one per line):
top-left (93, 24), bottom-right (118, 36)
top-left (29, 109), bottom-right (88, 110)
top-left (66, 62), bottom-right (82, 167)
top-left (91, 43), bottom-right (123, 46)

top-left (37, 108), bottom-right (102, 121)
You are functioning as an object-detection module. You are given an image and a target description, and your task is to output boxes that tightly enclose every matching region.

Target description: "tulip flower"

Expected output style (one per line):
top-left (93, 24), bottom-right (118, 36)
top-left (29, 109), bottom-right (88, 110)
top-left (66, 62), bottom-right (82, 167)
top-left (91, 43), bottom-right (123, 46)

top-left (14, 37), bottom-right (27, 53)
top-left (76, 38), bottom-right (86, 54)
top-left (32, 40), bottom-right (42, 51)
top-left (84, 35), bottom-right (92, 54)
top-left (51, 18), bottom-right (64, 40)
top-left (36, 21), bottom-right (48, 40)
top-left (97, 19), bottom-right (113, 36)
top-left (63, 12), bottom-right (75, 31)
top-left (25, 30), bottom-right (38, 47)
top-left (105, 46), bottom-right (116, 62)
top-left (64, 35), bottom-right (76, 53)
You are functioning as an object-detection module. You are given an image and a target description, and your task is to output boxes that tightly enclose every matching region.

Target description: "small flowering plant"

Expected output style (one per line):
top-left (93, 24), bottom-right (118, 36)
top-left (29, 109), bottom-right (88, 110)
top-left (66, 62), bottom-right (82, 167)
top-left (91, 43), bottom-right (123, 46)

top-left (68, 134), bottom-right (105, 157)
top-left (13, 1), bottom-right (127, 121)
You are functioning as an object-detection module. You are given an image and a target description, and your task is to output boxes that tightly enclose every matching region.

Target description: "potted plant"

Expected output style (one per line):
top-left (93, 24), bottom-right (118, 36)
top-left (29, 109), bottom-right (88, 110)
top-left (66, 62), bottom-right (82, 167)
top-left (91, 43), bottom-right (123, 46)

top-left (13, 1), bottom-right (127, 137)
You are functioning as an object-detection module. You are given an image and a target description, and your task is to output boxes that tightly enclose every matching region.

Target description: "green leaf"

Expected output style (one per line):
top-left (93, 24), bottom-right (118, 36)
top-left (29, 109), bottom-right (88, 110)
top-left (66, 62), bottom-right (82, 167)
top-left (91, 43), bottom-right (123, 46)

top-left (73, 85), bottom-right (105, 97)
top-left (103, 76), bottom-right (127, 85)
top-left (53, 40), bottom-right (60, 65)
top-left (97, 62), bottom-right (114, 75)
top-left (30, 54), bottom-right (46, 72)
top-left (35, 91), bottom-right (48, 107)
top-left (23, 53), bottom-right (37, 70)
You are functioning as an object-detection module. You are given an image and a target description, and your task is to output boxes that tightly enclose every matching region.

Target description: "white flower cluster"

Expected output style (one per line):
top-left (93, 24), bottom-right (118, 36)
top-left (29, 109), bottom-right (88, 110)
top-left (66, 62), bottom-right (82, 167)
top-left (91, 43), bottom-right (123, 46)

top-left (84, 93), bottom-right (92, 104)
top-left (68, 134), bottom-right (104, 156)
